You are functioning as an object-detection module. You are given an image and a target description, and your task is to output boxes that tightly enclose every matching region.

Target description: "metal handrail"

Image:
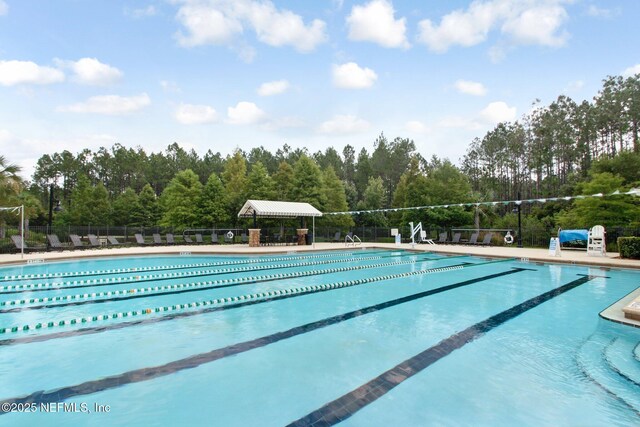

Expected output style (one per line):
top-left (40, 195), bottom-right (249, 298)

top-left (345, 234), bottom-right (362, 246)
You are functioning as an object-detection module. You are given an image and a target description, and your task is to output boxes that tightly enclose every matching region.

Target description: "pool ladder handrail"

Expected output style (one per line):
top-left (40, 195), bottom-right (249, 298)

top-left (345, 234), bottom-right (361, 246)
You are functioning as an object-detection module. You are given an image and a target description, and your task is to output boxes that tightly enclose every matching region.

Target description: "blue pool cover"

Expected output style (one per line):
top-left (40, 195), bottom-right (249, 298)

top-left (559, 229), bottom-right (588, 243)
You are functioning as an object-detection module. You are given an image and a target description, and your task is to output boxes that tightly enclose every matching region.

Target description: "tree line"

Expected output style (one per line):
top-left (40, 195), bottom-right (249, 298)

top-left (1, 73), bottom-right (639, 234)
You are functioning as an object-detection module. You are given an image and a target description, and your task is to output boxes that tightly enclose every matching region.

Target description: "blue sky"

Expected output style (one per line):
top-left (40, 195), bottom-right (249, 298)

top-left (0, 0), bottom-right (639, 179)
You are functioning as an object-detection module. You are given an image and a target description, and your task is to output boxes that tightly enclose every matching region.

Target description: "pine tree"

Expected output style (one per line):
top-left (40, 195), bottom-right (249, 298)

top-left (246, 161), bottom-right (276, 200)
top-left (197, 173), bottom-right (230, 226)
top-left (321, 166), bottom-right (353, 227)
top-left (112, 188), bottom-right (144, 226)
top-left (159, 169), bottom-right (203, 228)
top-left (273, 161), bottom-right (294, 201)
top-left (139, 183), bottom-right (161, 226)
top-left (222, 150), bottom-right (248, 223)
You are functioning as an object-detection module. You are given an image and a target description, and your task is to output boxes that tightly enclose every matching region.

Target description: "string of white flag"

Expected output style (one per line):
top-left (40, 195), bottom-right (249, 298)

top-left (324, 188), bottom-right (640, 216)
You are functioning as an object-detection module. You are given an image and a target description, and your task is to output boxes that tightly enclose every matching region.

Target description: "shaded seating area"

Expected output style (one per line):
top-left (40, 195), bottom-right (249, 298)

top-left (237, 200), bottom-right (322, 247)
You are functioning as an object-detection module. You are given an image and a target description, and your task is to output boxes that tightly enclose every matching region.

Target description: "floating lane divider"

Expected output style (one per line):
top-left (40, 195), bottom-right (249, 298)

top-left (0, 253), bottom-right (415, 295)
top-left (0, 258), bottom-right (512, 334)
top-left (0, 250), bottom-right (397, 282)
top-left (0, 254), bottom-right (452, 311)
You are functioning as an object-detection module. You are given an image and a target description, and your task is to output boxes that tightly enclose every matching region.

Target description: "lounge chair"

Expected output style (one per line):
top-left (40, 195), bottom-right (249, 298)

top-left (476, 232), bottom-right (493, 246)
top-left (466, 232), bottom-right (479, 245)
top-left (183, 234), bottom-right (194, 244)
top-left (587, 225), bottom-right (606, 256)
top-left (47, 234), bottom-right (68, 250)
top-left (107, 236), bottom-right (122, 246)
top-left (135, 233), bottom-right (150, 245)
top-left (11, 235), bottom-right (45, 253)
top-left (419, 230), bottom-right (435, 244)
top-left (211, 233), bottom-right (219, 244)
top-left (451, 233), bottom-right (461, 244)
top-left (195, 233), bottom-right (205, 244)
top-left (153, 233), bottom-right (163, 245)
top-left (332, 231), bottom-right (341, 242)
top-left (436, 232), bottom-right (447, 244)
top-left (241, 233), bottom-right (248, 244)
top-left (87, 234), bottom-right (102, 248)
top-left (69, 234), bottom-right (86, 249)
top-left (166, 234), bottom-right (176, 245)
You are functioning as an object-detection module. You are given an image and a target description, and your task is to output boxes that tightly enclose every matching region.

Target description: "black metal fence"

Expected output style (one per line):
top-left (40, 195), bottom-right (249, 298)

top-left (1, 224), bottom-right (639, 254)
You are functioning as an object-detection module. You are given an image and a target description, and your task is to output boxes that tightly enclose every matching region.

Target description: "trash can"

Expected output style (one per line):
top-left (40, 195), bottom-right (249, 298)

top-left (306, 234), bottom-right (313, 245)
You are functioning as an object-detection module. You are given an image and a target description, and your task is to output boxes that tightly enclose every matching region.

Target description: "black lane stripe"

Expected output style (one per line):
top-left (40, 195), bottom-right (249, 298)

top-left (0, 256), bottom-right (452, 314)
top-left (288, 275), bottom-right (595, 427)
top-left (0, 268), bottom-right (526, 410)
top-left (0, 252), bottom-right (426, 295)
top-left (0, 251), bottom-right (400, 283)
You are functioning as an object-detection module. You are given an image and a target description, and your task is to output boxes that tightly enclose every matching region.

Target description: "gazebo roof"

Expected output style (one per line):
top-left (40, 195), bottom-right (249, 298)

top-left (237, 200), bottom-right (323, 218)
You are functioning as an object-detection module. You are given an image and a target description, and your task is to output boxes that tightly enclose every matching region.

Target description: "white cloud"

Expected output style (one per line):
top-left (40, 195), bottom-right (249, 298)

top-left (57, 93), bottom-right (151, 115)
top-left (318, 115), bottom-right (370, 134)
top-left (622, 64), bottom-right (640, 78)
top-left (262, 116), bottom-right (306, 131)
top-left (417, 0), bottom-right (570, 53)
top-left (226, 101), bottom-right (266, 125)
top-left (127, 5), bottom-right (157, 18)
top-left (564, 80), bottom-right (585, 92)
top-left (0, 0), bottom-right (7, 16)
top-left (501, 5), bottom-right (568, 47)
top-left (0, 60), bottom-right (65, 86)
top-left (479, 101), bottom-right (516, 124)
top-left (160, 80), bottom-right (182, 93)
top-left (405, 120), bottom-right (430, 133)
top-left (174, 0), bottom-right (327, 53)
top-left (454, 79), bottom-right (487, 96)
top-left (437, 116), bottom-right (482, 131)
top-left (56, 57), bottom-right (123, 86)
top-left (586, 5), bottom-right (618, 19)
top-left (175, 103), bottom-right (218, 124)
top-left (257, 79), bottom-right (290, 96)
top-left (346, 0), bottom-right (409, 49)
top-left (332, 62), bottom-right (377, 89)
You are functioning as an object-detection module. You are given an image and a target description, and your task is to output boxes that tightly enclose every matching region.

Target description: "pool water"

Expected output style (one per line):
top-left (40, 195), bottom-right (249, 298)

top-left (0, 249), bottom-right (639, 426)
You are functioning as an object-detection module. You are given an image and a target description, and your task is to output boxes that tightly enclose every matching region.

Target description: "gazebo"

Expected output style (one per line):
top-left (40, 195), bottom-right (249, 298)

top-left (237, 200), bottom-right (322, 247)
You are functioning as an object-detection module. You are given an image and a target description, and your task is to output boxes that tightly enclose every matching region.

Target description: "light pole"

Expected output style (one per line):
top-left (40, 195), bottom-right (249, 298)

top-left (516, 191), bottom-right (522, 248)
top-left (48, 184), bottom-right (62, 230)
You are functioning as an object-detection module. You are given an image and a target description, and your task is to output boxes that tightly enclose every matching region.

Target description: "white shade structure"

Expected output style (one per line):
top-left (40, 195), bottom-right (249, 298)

top-left (237, 200), bottom-right (322, 218)
top-left (237, 200), bottom-right (322, 247)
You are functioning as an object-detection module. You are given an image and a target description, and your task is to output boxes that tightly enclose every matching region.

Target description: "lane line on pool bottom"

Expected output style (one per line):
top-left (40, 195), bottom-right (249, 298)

top-left (287, 274), bottom-right (596, 426)
top-left (0, 258), bottom-right (491, 346)
top-left (0, 255), bottom-right (449, 313)
top-left (0, 267), bottom-right (527, 411)
top-left (0, 250), bottom-right (396, 282)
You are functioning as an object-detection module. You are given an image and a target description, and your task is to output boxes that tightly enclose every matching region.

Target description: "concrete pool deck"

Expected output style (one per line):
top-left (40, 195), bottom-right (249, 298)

top-left (1, 242), bottom-right (639, 327)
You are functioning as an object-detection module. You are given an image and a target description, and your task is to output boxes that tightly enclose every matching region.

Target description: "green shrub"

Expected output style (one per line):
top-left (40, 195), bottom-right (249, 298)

top-left (617, 237), bottom-right (640, 259)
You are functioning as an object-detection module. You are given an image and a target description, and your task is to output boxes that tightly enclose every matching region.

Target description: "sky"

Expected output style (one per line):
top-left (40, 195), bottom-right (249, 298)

top-left (0, 0), bottom-right (639, 181)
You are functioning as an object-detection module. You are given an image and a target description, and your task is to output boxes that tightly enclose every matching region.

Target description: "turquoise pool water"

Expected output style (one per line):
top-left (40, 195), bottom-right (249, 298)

top-left (0, 249), bottom-right (638, 426)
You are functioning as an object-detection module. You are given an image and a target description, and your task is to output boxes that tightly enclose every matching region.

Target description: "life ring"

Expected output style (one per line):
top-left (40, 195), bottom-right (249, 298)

top-left (504, 232), bottom-right (514, 244)
top-left (226, 231), bottom-right (234, 240)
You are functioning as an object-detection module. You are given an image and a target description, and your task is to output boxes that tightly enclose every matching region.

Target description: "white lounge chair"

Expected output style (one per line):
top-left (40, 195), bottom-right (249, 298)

top-left (587, 225), bottom-right (606, 256)
top-left (420, 230), bottom-right (435, 245)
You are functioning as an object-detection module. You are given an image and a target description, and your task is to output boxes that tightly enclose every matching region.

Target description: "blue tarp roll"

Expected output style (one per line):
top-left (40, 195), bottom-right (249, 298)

top-left (559, 229), bottom-right (588, 243)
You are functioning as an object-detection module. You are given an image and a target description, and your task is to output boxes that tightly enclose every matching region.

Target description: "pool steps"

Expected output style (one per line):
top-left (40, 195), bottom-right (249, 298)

top-left (576, 332), bottom-right (640, 414)
top-left (0, 258), bottom-right (513, 335)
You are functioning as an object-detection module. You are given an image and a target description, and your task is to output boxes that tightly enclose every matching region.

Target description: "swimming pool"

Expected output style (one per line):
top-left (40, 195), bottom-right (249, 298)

top-left (0, 249), bottom-right (638, 426)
